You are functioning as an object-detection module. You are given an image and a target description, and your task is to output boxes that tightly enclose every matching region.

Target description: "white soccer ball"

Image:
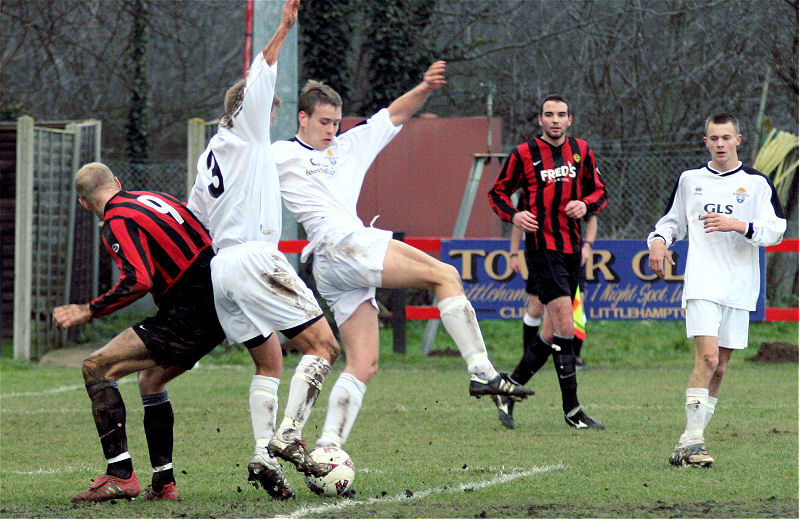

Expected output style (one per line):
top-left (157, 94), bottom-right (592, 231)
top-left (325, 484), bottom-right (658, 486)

top-left (304, 446), bottom-right (355, 497)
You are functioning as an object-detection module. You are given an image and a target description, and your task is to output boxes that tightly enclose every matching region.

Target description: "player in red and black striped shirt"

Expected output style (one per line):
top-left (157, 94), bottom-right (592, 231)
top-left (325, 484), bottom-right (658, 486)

top-left (488, 94), bottom-right (608, 430)
top-left (53, 162), bottom-right (225, 503)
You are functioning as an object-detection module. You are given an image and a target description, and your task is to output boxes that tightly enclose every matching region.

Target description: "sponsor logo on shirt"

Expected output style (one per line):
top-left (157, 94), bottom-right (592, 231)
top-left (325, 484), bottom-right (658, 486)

top-left (694, 186), bottom-right (703, 196)
top-left (112, 243), bottom-right (120, 253)
top-left (540, 162), bottom-right (577, 183)
top-left (703, 203), bottom-right (734, 214)
top-left (306, 157), bottom-right (336, 177)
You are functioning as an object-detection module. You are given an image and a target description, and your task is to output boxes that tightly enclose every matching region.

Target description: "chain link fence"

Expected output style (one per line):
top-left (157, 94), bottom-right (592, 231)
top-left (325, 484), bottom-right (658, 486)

top-left (109, 142), bottom-right (714, 240)
top-left (593, 143), bottom-right (709, 239)
top-left (107, 160), bottom-right (187, 199)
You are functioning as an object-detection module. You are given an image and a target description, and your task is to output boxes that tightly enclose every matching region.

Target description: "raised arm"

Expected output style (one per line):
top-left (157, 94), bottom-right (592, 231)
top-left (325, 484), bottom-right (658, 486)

top-left (387, 61), bottom-right (446, 126)
top-left (263, 0), bottom-right (299, 66)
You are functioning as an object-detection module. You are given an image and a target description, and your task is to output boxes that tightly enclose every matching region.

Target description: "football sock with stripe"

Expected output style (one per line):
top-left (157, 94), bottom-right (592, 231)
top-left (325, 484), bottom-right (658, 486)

top-left (142, 391), bottom-right (174, 490)
top-left (86, 379), bottom-right (132, 479)
top-left (249, 375), bottom-right (280, 452)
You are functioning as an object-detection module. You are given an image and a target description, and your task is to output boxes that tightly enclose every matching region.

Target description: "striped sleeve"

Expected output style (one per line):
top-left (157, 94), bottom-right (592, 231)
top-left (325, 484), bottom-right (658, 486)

top-left (488, 147), bottom-right (525, 222)
top-left (88, 217), bottom-right (154, 317)
top-left (580, 147), bottom-right (608, 214)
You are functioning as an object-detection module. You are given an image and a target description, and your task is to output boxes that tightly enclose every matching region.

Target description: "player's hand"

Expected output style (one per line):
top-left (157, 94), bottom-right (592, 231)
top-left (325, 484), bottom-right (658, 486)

top-left (565, 200), bottom-right (588, 219)
top-left (422, 61), bottom-right (446, 92)
top-left (648, 240), bottom-right (675, 278)
top-left (53, 304), bottom-right (92, 329)
top-left (512, 210), bottom-right (538, 232)
top-left (281, 0), bottom-right (299, 28)
top-left (580, 242), bottom-right (592, 267)
top-left (700, 212), bottom-right (746, 234)
top-left (509, 253), bottom-right (521, 273)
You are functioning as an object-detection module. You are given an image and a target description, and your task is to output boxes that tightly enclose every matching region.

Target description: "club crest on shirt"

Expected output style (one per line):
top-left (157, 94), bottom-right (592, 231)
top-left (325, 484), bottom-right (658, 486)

top-left (573, 153), bottom-right (581, 163)
top-left (326, 149), bottom-right (337, 166)
top-left (734, 187), bottom-right (749, 203)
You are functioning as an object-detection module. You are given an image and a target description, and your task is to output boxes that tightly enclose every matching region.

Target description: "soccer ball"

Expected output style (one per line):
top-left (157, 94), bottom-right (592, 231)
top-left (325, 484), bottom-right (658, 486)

top-left (304, 446), bottom-right (355, 496)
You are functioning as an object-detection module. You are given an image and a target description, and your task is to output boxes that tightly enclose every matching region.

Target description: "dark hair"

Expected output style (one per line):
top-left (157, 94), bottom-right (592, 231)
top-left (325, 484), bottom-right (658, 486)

top-left (298, 80), bottom-right (342, 117)
top-left (540, 94), bottom-right (570, 116)
top-left (704, 113), bottom-right (740, 135)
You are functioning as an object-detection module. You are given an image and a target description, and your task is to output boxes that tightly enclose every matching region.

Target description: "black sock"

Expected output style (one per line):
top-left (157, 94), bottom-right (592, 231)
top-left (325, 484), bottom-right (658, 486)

top-left (551, 335), bottom-right (580, 413)
top-left (86, 379), bottom-right (131, 479)
top-left (523, 323), bottom-right (539, 351)
top-left (143, 392), bottom-right (175, 491)
top-left (511, 335), bottom-right (552, 386)
top-left (573, 336), bottom-right (584, 359)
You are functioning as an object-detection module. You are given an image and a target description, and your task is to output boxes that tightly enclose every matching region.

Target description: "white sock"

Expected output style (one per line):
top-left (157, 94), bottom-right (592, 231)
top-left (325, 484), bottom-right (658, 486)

top-left (249, 375), bottom-right (279, 451)
top-left (316, 372), bottom-right (367, 448)
top-left (701, 395), bottom-right (717, 430)
top-left (437, 295), bottom-right (498, 380)
top-left (523, 313), bottom-right (541, 327)
top-left (276, 355), bottom-right (331, 442)
top-left (679, 387), bottom-right (709, 446)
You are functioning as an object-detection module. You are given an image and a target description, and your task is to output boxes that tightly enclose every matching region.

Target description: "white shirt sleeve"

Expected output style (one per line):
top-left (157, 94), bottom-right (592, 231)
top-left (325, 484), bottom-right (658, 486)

top-left (647, 175), bottom-right (688, 249)
top-left (229, 55), bottom-right (277, 144)
top-left (744, 177), bottom-right (786, 247)
top-left (186, 174), bottom-right (209, 229)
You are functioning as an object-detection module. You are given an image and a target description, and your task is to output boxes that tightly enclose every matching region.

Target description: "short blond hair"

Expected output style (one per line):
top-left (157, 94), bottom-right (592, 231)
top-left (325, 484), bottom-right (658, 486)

top-left (75, 162), bottom-right (116, 200)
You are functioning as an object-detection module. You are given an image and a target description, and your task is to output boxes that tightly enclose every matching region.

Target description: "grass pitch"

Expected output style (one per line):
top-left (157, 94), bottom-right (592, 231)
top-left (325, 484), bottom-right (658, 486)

top-left (0, 319), bottom-right (797, 518)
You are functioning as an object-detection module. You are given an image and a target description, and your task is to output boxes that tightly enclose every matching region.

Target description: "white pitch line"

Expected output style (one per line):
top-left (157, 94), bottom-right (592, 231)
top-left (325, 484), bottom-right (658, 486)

top-left (6, 464), bottom-right (100, 475)
top-left (284, 463), bottom-right (565, 519)
top-left (1, 379), bottom-right (135, 399)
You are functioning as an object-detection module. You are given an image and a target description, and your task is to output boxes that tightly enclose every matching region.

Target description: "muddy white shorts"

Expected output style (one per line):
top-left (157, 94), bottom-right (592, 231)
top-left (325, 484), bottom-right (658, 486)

top-left (312, 227), bottom-right (393, 325)
top-left (685, 299), bottom-right (750, 349)
top-left (211, 242), bottom-right (323, 343)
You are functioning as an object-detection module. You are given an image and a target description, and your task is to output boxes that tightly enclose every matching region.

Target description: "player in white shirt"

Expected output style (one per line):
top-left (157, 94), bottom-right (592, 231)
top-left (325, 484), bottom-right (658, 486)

top-left (273, 61), bottom-right (534, 451)
top-left (647, 112), bottom-right (786, 467)
top-left (187, 0), bottom-right (340, 499)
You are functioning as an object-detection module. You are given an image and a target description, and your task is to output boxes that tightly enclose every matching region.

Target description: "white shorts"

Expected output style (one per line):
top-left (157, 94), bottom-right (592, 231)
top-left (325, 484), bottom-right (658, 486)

top-left (312, 227), bottom-right (393, 325)
top-left (685, 299), bottom-right (750, 349)
top-left (211, 242), bottom-right (323, 344)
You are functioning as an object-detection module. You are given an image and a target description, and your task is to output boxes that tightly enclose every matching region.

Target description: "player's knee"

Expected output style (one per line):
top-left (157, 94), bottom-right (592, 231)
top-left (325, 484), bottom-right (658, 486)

top-left (699, 353), bottom-right (719, 372)
top-left (81, 355), bottom-right (109, 383)
top-left (437, 262), bottom-right (462, 290)
top-left (322, 336), bottom-right (340, 364)
top-left (138, 370), bottom-right (165, 394)
top-left (348, 356), bottom-right (378, 384)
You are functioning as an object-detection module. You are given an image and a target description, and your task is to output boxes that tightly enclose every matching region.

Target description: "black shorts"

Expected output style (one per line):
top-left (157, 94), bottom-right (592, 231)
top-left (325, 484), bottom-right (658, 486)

top-left (523, 249), bottom-right (538, 296)
top-left (526, 249), bottom-right (581, 305)
top-left (133, 250), bottom-right (226, 370)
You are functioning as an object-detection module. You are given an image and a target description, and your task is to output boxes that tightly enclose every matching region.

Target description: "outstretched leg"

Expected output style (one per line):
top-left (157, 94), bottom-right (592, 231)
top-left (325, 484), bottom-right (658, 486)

top-left (381, 240), bottom-right (533, 399)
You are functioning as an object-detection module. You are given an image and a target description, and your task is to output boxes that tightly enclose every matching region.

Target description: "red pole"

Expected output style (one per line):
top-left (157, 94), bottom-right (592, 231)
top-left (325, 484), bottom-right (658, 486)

top-left (243, 0), bottom-right (254, 78)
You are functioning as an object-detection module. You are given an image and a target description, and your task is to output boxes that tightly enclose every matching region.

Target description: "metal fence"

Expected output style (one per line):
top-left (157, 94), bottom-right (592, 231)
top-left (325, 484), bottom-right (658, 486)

top-left (593, 144), bottom-right (709, 239)
top-left (107, 160), bottom-right (187, 200)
